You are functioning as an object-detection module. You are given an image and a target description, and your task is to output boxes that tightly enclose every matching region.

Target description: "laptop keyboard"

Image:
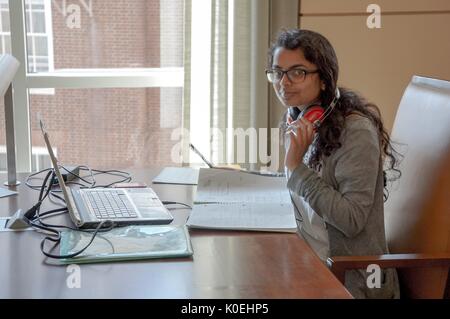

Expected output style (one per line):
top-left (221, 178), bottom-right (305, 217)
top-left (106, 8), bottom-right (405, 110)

top-left (85, 190), bottom-right (138, 219)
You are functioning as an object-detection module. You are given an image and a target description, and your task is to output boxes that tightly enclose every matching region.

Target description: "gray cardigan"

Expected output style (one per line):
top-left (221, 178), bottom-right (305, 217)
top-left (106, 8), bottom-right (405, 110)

top-left (287, 115), bottom-right (400, 299)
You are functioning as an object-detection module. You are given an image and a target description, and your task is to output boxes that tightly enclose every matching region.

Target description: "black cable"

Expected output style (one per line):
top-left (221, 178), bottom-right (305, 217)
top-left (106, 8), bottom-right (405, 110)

top-left (48, 192), bottom-right (66, 205)
top-left (23, 168), bottom-right (116, 259)
top-left (32, 218), bottom-right (78, 232)
top-left (90, 168), bottom-right (131, 176)
top-left (25, 168), bottom-right (53, 189)
top-left (86, 169), bottom-right (132, 188)
top-left (25, 166), bottom-right (134, 219)
top-left (33, 208), bottom-right (115, 234)
top-left (25, 166), bottom-right (132, 191)
top-left (22, 165), bottom-right (182, 260)
top-left (38, 207), bottom-right (69, 219)
top-left (25, 168), bottom-right (72, 201)
top-left (60, 165), bottom-right (94, 185)
top-left (39, 171), bottom-right (54, 201)
top-left (162, 201), bottom-right (192, 209)
top-left (31, 181), bottom-right (116, 257)
top-left (24, 170), bottom-right (55, 220)
top-left (32, 219), bottom-right (115, 259)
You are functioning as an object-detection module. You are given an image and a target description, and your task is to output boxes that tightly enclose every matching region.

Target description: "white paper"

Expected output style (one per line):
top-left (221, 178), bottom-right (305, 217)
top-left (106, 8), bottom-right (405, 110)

top-left (152, 167), bottom-right (199, 185)
top-left (0, 188), bottom-right (18, 198)
top-left (0, 218), bottom-right (33, 232)
top-left (194, 168), bottom-right (291, 204)
top-left (187, 203), bottom-right (297, 233)
top-left (187, 168), bottom-right (297, 232)
top-left (0, 218), bottom-right (7, 230)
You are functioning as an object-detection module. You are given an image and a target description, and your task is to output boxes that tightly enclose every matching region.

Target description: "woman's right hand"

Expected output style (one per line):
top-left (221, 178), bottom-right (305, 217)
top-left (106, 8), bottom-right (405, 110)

top-left (287, 114), bottom-right (293, 125)
top-left (285, 117), bottom-right (315, 172)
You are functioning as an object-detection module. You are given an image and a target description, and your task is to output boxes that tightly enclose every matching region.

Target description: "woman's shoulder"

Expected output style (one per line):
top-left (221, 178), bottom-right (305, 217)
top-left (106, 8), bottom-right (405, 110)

top-left (344, 112), bottom-right (377, 133)
top-left (329, 113), bottom-right (381, 162)
top-left (338, 112), bottom-right (380, 147)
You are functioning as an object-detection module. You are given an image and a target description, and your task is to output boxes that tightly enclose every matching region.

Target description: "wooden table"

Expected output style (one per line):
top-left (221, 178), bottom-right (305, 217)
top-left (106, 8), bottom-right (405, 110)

top-left (0, 169), bottom-right (351, 298)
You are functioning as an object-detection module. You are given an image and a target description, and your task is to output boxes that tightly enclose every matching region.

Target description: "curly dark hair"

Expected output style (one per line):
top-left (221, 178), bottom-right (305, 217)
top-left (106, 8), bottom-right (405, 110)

top-left (269, 29), bottom-right (401, 200)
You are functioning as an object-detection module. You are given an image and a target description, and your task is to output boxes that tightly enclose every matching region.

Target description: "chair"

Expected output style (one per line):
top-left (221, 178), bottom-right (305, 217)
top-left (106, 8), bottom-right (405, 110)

top-left (327, 76), bottom-right (450, 298)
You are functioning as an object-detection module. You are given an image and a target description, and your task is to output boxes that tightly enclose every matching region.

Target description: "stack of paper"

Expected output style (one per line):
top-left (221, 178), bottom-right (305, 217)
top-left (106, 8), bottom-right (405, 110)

top-left (0, 188), bottom-right (17, 198)
top-left (186, 168), bottom-right (297, 233)
top-left (152, 167), bottom-right (199, 185)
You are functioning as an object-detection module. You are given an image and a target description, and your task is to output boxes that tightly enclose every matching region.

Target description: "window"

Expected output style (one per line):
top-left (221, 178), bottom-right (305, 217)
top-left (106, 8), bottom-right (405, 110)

top-left (0, 0), bottom-right (53, 73)
top-left (29, 87), bottom-right (183, 169)
top-left (25, 0), bottom-right (53, 73)
top-left (30, 146), bottom-right (53, 171)
top-left (0, 0), bottom-right (11, 54)
top-left (0, 146), bottom-right (52, 172)
top-left (3, 0), bottom-right (185, 172)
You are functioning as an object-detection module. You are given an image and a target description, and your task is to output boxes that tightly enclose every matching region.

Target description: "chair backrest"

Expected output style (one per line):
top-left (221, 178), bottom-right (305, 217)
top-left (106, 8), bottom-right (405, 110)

top-left (385, 76), bottom-right (450, 298)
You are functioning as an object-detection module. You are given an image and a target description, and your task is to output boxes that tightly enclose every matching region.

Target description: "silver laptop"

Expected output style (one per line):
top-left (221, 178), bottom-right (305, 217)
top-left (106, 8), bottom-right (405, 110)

top-left (40, 120), bottom-right (173, 229)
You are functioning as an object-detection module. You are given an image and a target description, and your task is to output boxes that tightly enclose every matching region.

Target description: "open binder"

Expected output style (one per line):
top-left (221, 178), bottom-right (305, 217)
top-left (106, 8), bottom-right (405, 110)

top-left (187, 168), bottom-right (297, 232)
top-left (59, 225), bottom-right (193, 264)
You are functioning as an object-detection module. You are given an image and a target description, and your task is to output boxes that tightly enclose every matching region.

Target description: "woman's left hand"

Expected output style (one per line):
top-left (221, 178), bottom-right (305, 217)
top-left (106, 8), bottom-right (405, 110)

top-left (285, 117), bottom-right (315, 171)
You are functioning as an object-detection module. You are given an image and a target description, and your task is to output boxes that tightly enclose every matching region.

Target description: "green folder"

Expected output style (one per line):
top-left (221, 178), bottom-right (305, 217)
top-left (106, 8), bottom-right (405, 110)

top-left (59, 225), bottom-right (193, 264)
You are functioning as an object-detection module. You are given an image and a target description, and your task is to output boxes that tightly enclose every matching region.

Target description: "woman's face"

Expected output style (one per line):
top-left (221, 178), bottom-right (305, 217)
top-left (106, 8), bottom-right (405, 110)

top-left (271, 47), bottom-right (324, 109)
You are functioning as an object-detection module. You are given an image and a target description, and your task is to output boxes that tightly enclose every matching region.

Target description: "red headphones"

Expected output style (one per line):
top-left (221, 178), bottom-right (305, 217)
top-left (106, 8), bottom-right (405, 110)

top-left (289, 88), bottom-right (341, 129)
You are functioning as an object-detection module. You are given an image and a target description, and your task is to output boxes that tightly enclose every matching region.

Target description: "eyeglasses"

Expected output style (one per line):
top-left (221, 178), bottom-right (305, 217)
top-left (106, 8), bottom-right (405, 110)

top-left (266, 68), bottom-right (319, 84)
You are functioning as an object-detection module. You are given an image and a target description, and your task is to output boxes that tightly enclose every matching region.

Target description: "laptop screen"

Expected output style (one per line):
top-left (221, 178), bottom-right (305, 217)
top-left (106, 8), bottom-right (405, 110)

top-left (39, 119), bottom-right (75, 213)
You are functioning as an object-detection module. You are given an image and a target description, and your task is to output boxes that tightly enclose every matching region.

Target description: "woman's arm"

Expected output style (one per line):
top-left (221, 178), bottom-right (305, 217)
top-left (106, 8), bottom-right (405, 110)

top-left (287, 118), bottom-right (381, 238)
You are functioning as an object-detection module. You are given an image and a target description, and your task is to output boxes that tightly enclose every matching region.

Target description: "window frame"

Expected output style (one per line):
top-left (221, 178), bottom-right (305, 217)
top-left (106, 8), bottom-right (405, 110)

top-left (0, 1), bottom-right (10, 53)
top-left (1, 0), bottom-right (54, 73)
top-left (8, 0), bottom-right (184, 172)
top-left (0, 145), bottom-right (51, 172)
top-left (25, 0), bottom-right (54, 74)
top-left (2, 0), bottom-right (55, 94)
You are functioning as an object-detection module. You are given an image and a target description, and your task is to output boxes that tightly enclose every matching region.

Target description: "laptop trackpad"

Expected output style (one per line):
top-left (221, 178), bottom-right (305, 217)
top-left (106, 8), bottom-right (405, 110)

top-left (127, 190), bottom-right (172, 219)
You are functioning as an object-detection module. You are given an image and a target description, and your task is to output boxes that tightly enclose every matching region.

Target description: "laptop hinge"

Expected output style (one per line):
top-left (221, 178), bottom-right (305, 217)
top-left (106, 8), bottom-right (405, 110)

top-left (65, 186), bottom-right (82, 227)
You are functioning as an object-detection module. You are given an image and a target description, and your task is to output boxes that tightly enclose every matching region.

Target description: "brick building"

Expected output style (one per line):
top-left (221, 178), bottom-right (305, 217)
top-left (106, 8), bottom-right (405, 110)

top-left (1, 0), bottom-right (184, 171)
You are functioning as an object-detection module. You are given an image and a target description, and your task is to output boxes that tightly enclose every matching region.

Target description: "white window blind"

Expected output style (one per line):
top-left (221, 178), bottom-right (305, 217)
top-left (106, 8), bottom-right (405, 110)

top-left (184, 0), bottom-right (298, 171)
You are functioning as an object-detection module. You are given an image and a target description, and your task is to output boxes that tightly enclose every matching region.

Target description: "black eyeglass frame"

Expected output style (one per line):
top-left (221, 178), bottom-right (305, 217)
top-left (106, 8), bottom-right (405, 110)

top-left (265, 68), bottom-right (319, 84)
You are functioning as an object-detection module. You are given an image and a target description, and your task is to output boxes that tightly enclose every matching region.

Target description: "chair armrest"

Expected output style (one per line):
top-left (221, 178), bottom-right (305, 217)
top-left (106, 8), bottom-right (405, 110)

top-left (326, 253), bottom-right (450, 284)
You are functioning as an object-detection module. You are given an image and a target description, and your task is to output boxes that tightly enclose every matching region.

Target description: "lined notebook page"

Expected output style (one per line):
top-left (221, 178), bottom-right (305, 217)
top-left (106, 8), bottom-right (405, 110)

top-left (187, 168), bottom-right (297, 233)
top-left (187, 203), bottom-right (297, 232)
top-left (194, 168), bottom-right (291, 204)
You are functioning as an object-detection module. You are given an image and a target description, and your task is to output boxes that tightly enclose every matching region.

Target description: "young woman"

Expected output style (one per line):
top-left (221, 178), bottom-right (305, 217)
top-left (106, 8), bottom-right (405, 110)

top-left (267, 29), bottom-right (400, 299)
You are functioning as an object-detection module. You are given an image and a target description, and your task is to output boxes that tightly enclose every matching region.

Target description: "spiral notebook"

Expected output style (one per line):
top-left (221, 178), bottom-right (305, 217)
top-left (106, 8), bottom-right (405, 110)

top-left (59, 225), bottom-right (193, 264)
top-left (186, 168), bottom-right (297, 232)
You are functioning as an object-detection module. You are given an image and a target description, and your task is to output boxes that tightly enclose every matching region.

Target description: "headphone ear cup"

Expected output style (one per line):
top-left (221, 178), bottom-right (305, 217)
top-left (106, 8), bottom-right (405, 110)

top-left (302, 105), bottom-right (324, 124)
top-left (289, 107), bottom-right (301, 121)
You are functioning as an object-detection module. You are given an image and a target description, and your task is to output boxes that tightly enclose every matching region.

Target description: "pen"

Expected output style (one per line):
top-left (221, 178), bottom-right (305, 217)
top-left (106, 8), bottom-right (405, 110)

top-left (190, 143), bottom-right (284, 177)
top-left (285, 124), bottom-right (297, 137)
top-left (189, 143), bottom-right (214, 168)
